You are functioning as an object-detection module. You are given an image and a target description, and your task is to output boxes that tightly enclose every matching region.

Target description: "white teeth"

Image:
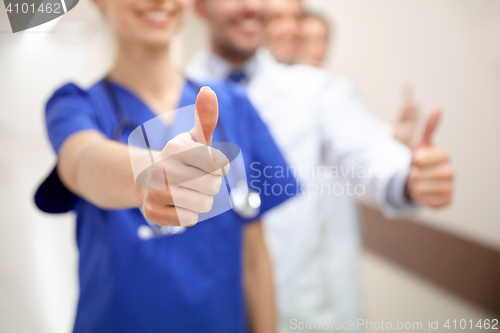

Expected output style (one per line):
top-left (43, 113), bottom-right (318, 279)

top-left (146, 12), bottom-right (168, 22)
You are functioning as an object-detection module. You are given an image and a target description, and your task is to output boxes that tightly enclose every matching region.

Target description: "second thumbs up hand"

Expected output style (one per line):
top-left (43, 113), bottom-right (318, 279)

top-left (140, 86), bottom-right (230, 227)
top-left (406, 109), bottom-right (454, 208)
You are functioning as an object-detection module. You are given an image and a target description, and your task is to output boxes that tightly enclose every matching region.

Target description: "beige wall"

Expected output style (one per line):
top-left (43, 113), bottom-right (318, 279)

top-left (360, 250), bottom-right (497, 332)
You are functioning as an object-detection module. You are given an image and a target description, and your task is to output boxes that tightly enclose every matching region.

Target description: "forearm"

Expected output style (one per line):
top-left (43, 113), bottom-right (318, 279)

top-left (58, 131), bottom-right (145, 209)
top-left (244, 222), bottom-right (277, 333)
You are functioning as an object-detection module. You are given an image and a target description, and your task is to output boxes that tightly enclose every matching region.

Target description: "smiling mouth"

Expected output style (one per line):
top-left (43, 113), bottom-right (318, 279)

top-left (237, 18), bottom-right (263, 34)
top-left (140, 10), bottom-right (173, 28)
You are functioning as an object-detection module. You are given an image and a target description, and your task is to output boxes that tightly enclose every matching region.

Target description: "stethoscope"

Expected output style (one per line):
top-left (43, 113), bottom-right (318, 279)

top-left (103, 78), bottom-right (261, 239)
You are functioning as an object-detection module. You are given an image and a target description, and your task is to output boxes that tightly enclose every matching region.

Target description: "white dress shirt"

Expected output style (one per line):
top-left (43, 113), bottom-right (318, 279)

top-left (186, 49), bottom-right (415, 332)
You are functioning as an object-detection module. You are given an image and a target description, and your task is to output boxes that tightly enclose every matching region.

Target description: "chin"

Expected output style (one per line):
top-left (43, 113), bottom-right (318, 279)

top-left (238, 40), bottom-right (260, 52)
top-left (239, 45), bottom-right (261, 59)
top-left (273, 51), bottom-right (296, 64)
top-left (137, 31), bottom-right (175, 47)
top-left (230, 36), bottom-right (261, 56)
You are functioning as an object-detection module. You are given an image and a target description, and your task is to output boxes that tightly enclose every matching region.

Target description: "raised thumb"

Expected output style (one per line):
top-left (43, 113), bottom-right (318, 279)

top-left (190, 86), bottom-right (219, 146)
top-left (417, 108), bottom-right (441, 148)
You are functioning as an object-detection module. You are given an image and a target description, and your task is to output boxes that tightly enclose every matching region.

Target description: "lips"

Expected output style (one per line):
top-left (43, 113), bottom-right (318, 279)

top-left (235, 17), bottom-right (263, 36)
top-left (241, 18), bottom-right (259, 31)
top-left (146, 11), bottom-right (168, 21)
top-left (139, 9), bottom-right (173, 28)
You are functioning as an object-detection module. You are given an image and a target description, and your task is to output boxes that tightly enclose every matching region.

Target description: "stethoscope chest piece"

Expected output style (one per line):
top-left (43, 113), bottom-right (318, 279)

top-left (230, 180), bottom-right (261, 219)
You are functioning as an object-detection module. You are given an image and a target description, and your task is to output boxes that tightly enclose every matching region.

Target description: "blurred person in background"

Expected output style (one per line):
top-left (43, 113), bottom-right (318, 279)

top-left (394, 87), bottom-right (419, 148)
top-left (294, 11), bottom-right (419, 148)
top-left (34, 0), bottom-right (299, 331)
top-left (186, 0), bottom-right (454, 331)
top-left (296, 12), bottom-right (329, 68)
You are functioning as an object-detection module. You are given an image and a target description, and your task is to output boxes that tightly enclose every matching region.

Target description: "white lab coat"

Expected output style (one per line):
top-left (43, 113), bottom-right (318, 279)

top-left (186, 49), bottom-right (414, 332)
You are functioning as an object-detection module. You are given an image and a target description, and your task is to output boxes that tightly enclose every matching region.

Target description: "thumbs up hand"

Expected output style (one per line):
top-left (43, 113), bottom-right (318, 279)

top-left (141, 87), bottom-right (230, 227)
top-left (405, 108), bottom-right (454, 208)
top-left (394, 86), bottom-right (418, 148)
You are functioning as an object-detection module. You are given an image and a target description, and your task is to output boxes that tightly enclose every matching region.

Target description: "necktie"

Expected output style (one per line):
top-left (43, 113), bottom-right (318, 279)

top-left (227, 71), bottom-right (246, 84)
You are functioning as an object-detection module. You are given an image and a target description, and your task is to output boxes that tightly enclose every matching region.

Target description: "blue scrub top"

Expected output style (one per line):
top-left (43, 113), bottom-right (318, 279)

top-left (40, 79), bottom-right (297, 333)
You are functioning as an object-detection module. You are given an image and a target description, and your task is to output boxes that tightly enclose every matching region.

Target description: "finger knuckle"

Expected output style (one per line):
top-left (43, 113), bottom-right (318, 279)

top-left (212, 150), bottom-right (230, 172)
top-left (165, 138), bottom-right (183, 155)
top-left (413, 153), bottom-right (425, 166)
top-left (209, 177), bottom-right (222, 195)
top-left (409, 170), bottom-right (420, 182)
top-left (201, 195), bottom-right (214, 213)
top-left (144, 203), bottom-right (181, 227)
top-left (160, 207), bottom-right (180, 226)
top-left (147, 189), bottom-right (160, 201)
top-left (150, 161), bottom-right (164, 175)
top-left (148, 188), bottom-right (170, 202)
top-left (444, 167), bottom-right (455, 179)
top-left (413, 184), bottom-right (423, 194)
top-left (143, 203), bottom-right (160, 223)
top-left (184, 211), bottom-right (199, 227)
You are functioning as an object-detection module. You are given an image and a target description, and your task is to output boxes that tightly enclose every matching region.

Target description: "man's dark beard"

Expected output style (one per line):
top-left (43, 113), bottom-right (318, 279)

top-left (213, 36), bottom-right (257, 65)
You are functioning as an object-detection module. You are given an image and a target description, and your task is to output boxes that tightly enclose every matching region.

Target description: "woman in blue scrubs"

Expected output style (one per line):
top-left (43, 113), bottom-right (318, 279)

top-left (35, 0), bottom-right (297, 332)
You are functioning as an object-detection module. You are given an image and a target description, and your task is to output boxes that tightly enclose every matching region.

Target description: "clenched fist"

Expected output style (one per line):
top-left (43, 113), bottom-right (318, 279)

top-left (406, 109), bottom-right (454, 208)
top-left (139, 86), bottom-right (230, 227)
